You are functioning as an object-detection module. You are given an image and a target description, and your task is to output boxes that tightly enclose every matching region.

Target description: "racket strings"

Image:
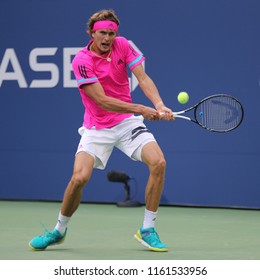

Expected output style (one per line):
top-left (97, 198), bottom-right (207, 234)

top-left (195, 96), bottom-right (243, 132)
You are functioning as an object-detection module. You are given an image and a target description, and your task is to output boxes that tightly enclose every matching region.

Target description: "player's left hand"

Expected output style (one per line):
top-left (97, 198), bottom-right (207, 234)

top-left (158, 106), bottom-right (175, 121)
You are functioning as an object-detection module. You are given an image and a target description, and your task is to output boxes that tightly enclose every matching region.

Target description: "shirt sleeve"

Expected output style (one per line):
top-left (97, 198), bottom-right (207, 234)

top-left (118, 37), bottom-right (145, 71)
top-left (72, 51), bottom-right (98, 88)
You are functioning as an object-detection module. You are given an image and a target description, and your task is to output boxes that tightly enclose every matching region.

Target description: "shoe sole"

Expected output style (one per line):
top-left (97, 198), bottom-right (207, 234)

top-left (28, 236), bottom-right (66, 251)
top-left (134, 233), bottom-right (168, 252)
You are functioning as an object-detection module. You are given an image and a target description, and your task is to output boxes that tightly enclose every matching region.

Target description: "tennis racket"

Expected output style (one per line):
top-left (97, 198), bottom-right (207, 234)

top-left (169, 94), bottom-right (244, 132)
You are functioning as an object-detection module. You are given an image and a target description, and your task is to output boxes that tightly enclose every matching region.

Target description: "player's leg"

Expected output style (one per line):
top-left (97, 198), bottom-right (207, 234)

top-left (29, 152), bottom-right (94, 250)
top-left (60, 152), bottom-right (94, 217)
top-left (141, 141), bottom-right (166, 212)
top-left (114, 116), bottom-right (168, 251)
top-left (134, 141), bottom-right (168, 252)
top-left (54, 151), bottom-right (94, 234)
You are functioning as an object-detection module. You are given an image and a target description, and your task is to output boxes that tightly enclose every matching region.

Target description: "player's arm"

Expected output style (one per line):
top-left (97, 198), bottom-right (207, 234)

top-left (132, 64), bottom-right (173, 120)
top-left (81, 82), bottom-right (159, 120)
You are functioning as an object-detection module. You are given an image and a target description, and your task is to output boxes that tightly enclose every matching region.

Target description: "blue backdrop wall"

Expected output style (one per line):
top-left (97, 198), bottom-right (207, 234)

top-left (0, 0), bottom-right (259, 208)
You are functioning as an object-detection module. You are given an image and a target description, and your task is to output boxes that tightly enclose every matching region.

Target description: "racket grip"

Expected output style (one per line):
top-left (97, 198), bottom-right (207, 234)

top-left (159, 111), bottom-right (175, 120)
top-left (160, 111), bottom-right (190, 121)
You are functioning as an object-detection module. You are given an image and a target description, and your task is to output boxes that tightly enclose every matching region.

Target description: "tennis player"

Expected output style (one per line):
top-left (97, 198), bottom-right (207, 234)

top-left (29, 9), bottom-right (173, 252)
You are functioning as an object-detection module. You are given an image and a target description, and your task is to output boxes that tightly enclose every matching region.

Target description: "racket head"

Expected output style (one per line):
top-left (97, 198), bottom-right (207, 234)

top-left (194, 94), bottom-right (244, 132)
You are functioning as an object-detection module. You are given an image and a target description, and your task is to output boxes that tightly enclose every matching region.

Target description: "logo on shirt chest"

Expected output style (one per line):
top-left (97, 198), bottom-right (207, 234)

top-left (117, 59), bottom-right (124, 65)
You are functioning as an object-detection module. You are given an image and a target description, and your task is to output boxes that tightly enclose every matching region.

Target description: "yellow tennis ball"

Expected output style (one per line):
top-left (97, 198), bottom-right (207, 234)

top-left (177, 91), bottom-right (189, 104)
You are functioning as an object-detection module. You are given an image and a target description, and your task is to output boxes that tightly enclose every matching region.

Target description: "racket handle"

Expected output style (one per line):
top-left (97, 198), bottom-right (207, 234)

top-left (172, 114), bottom-right (191, 121)
top-left (159, 111), bottom-right (190, 121)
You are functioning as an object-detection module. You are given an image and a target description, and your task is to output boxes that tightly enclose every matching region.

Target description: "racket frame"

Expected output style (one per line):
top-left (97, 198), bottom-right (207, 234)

top-left (171, 94), bottom-right (244, 132)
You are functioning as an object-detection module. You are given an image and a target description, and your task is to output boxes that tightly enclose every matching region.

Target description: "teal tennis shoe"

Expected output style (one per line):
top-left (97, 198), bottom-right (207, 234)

top-left (29, 228), bottom-right (67, 250)
top-left (134, 227), bottom-right (168, 252)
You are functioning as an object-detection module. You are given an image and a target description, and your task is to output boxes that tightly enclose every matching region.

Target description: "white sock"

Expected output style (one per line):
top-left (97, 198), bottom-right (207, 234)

top-left (142, 208), bottom-right (158, 229)
top-left (55, 212), bottom-right (70, 235)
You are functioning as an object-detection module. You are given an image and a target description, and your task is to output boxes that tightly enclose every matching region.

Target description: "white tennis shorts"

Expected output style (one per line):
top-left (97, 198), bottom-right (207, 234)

top-left (76, 115), bottom-right (156, 169)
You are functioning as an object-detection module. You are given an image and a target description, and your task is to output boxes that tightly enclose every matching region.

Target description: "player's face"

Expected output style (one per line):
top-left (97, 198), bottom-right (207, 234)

top-left (92, 29), bottom-right (117, 54)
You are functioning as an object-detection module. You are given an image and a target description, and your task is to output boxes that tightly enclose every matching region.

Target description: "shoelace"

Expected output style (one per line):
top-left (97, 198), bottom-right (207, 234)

top-left (39, 223), bottom-right (57, 241)
top-left (143, 230), bottom-right (162, 245)
top-left (40, 222), bottom-right (49, 233)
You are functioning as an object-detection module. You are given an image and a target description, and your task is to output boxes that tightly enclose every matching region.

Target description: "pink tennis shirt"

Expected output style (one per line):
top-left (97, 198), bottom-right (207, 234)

top-left (72, 36), bottom-right (145, 129)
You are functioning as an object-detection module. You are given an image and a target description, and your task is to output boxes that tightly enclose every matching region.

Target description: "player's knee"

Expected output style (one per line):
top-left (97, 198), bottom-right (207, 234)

top-left (158, 157), bottom-right (166, 171)
top-left (70, 173), bottom-right (89, 190)
top-left (150, 156), bottom-right (166, 175)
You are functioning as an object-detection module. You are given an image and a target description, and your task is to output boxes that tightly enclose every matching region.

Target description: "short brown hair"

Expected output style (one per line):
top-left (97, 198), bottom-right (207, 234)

top-left (87, 9), bottom-right (120, 35)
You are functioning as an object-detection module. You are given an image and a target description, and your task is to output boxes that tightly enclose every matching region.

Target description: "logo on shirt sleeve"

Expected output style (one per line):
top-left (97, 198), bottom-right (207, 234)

top-left (78, 65), bottom-right (88, 78)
